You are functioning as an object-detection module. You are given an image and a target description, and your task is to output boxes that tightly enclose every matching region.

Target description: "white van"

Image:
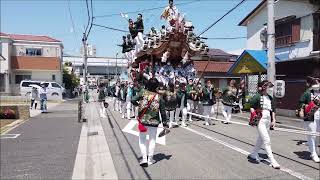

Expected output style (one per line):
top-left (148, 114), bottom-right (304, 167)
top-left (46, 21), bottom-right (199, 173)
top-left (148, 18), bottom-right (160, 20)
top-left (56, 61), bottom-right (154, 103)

top-left (20, 80), bottom-right (65, 100)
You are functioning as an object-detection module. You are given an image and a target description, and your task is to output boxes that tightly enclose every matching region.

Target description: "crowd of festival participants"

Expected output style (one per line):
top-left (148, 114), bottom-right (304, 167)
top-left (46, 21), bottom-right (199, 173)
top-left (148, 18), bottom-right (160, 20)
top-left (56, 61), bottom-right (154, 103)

top-left (96, 0), bottom-right (320, 168)
top-left (97, 75), bottom-right (320, 168)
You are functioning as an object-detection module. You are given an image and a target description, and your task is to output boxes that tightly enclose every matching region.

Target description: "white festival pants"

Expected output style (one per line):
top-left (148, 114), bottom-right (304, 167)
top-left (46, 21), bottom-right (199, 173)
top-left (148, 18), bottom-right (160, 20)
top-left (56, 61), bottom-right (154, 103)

top-left (113, 97), bottom-right (119, 111)
top-left (139, 126), bottom-right (158, 161)
top-left (175, 107), bottom-right (187, 125)
top-left (126, 102), bottom-right (133, 119)
top-left (222, 105), bottom-right (232, 123)
top-left (187, 100), bottom-right (194, 112)
top-left (167, 110), bottom-right (175, 126)
top-left (203, 105), bottom-right (214, 125)
top-left (120, 101), bottom-right (126, 114)
top-left (304, 109), bottom-right (320, 157)
top-left (100, 102), bottom-right (106, 117)
top-left (251, 113), bottom-right (277, 163)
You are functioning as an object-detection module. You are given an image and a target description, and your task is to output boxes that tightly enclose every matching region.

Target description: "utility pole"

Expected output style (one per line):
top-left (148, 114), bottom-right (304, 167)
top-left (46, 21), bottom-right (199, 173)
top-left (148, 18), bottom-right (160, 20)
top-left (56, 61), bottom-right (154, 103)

top-left (116, 52), bottom-right (119, 80)
top-left (82, 33), bottom-right (88, 87)
top-left (267, 0), bottom-right (276, 86)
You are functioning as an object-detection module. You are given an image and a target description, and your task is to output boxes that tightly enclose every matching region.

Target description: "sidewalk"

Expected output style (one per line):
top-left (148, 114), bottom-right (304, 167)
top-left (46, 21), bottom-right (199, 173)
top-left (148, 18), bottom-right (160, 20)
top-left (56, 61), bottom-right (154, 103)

top-left (72, 93), bottom-right (118, 180)
top-left (0, 99), bottom-right (82, 179)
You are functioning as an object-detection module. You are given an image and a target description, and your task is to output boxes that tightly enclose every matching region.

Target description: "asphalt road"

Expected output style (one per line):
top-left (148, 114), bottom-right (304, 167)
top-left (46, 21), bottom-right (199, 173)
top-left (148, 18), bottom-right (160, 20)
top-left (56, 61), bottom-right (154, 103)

top-left (101, 97), bottom-right (320, 180)
top-left (0, 100), bottom-right (82, 180)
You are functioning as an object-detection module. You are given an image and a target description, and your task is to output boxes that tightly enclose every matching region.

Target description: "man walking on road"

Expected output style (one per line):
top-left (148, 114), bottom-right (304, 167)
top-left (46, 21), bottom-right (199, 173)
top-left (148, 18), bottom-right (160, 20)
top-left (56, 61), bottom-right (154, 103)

top-left (248, 80), bottom-right (280, 169)
top-left (131, 78), bottom-right (167, 167)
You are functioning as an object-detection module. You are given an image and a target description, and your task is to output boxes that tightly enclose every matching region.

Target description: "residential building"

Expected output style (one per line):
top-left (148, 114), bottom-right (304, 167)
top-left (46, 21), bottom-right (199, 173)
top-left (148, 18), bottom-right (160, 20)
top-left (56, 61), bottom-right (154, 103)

top-left (192, 48), bottom-right (239, 89)
top-left (236, 0), bottom-right (320, 115)
top-left (0, 33), bottom-right (64, 95)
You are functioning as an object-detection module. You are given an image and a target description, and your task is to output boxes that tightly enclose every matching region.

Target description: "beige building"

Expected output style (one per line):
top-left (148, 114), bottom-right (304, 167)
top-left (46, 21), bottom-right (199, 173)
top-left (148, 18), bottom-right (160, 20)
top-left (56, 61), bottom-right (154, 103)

top-left (0, 32), bottom-right (63, 94)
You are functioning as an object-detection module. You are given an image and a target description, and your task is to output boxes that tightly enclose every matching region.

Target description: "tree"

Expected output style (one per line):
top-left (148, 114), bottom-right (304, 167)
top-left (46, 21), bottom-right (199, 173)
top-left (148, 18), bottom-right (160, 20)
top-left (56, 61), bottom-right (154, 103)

top-left (63, 67), bottom-right (79, 90)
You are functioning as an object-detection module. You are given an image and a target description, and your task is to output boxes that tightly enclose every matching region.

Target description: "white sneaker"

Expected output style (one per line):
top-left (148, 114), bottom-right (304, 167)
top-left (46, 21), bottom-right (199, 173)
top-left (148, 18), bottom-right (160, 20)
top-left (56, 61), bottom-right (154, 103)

top-left (121, 115), bottom-right (125, 119)
top-left (247, 154), bottom-right (260, 163)
top-left (168, 123), bottom-right (172, 129)
top-left (148, 158), bottom-right (156, 166)
top-left (205, 122), bottom-right (210, 126)
top-left (139, 159), bottom-right (148, 167)
top-left (180, 123), bottom-right (187, 127)
top-left (311, 154), bottom-right (320, 163)
top-left (270, 160), bottom-right (280, 169)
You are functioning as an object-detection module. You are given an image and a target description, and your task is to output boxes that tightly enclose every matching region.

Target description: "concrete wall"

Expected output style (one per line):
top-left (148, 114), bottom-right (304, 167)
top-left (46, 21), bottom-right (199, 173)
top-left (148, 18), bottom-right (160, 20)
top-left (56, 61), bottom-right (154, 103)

top-left (0, 38), bottom-right (11, 73)
top-left (12, 44), bottom-right (61, 57)
top-left (246, 0), bottom-right (318, 60)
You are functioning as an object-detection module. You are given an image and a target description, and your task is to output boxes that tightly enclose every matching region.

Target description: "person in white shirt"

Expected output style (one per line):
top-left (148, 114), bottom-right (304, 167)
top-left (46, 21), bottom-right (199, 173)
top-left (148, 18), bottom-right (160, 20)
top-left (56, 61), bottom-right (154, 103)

top-left (248, 80), bottom-right (280, 169)
top-left (39, 83), bottom-right (48, 113)
top-left (160, 0), bottom-right (179, 28)
top-left (30, 87), bottom-right (39, 109)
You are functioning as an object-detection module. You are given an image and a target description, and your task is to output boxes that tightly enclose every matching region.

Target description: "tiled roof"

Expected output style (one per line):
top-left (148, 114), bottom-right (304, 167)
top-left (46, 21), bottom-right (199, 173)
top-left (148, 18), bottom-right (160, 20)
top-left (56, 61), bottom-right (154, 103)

top-left (0, 32), bottom-right (10, 37)
top-left (204, 48), bottom-right (234, 57)
top-left (0, 32), bottom-right (61, 42)
top-left (194, 61), bottom-right (234, 73)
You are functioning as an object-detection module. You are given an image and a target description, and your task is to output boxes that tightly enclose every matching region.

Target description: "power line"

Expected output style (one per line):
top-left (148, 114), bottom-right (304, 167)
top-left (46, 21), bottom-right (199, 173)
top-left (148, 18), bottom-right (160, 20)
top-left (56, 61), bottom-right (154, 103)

top-left (94, 0), bottom-right (201, 18)
top-left (201, 36), bottom-right (246, 40)
top-left (198, 0), bottom-right (247, 36)
top-left (67, 0), bottom-right (79, 47)
top-left (92, 23), bottom-right (129, 33)
top-left (87, 0), bottom-right (94, 37)
top-left (84, 0), bottom-right (91, 36)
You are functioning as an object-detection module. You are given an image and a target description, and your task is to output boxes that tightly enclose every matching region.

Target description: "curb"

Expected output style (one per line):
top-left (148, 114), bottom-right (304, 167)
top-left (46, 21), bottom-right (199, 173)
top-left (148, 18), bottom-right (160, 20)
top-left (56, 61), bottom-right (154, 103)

top-left (1, 119), bottom-right (27, 135)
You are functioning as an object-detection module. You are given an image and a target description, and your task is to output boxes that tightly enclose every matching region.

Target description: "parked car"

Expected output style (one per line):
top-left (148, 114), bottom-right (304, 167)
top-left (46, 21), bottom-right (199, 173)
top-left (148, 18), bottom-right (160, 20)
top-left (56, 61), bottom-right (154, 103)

top-left (20, 80), bottom-right (65, 100)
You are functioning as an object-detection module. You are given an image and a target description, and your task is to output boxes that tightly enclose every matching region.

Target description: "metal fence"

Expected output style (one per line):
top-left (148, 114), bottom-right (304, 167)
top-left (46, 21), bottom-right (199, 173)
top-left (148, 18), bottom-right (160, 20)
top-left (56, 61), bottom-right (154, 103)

top-left (247, 74), bottom-right (267, 97)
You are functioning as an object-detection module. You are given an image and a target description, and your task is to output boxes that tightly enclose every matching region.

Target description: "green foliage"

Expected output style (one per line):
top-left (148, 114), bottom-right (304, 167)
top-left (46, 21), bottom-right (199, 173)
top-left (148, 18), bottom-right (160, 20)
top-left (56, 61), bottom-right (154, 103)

top-left (63, 67), bottom-right (79, 90)
top-left (64, 62), bottom-right (73, 66)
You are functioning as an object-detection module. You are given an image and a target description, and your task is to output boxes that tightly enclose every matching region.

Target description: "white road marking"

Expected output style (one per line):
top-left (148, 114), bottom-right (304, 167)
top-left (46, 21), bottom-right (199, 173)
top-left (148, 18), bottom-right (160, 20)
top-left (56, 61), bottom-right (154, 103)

top-left (182, 126), bottom-right (313, 180)
top-left (0, 134), bottom-right (20, 139)
top-left (122, 120), bottom-right (166, 145)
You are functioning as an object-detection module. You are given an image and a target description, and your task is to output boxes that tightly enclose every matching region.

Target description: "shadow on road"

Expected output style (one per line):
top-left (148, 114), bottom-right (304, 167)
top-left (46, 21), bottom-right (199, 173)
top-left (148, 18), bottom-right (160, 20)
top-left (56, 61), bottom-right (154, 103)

top-left (153, 153), bottom-right (172, 162)
top-left (294, 151), bottom-right (311, 160)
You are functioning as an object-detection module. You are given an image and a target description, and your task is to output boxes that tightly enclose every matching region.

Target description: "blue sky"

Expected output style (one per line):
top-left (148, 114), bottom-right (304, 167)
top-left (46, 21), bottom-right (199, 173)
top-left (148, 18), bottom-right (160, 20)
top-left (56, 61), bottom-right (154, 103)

top-left (1, 0), bottom-right (261, 57)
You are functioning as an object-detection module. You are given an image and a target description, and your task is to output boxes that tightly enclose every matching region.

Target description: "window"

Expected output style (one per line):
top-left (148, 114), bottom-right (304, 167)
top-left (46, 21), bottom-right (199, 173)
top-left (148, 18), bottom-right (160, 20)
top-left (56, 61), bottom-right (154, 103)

top-left (52, 74), bottom-right (56, 81)
top-left (275, 18), bottom-right (300, 47)
top-left (52, 83), bottom-right (61, 88)
top-left (15, 75), bottom-right (31, 84)
top-left (21, 81), bottom-right (41, 87)
top-left (43, 83), bottom-right (49, 87)
top-left (26, 48), bottom-right (42, 56)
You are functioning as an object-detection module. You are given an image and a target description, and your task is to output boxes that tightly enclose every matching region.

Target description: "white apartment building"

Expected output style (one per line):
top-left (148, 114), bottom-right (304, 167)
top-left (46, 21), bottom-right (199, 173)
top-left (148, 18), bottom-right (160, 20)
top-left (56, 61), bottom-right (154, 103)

top-left (0, 33), bottom-right (64, 94)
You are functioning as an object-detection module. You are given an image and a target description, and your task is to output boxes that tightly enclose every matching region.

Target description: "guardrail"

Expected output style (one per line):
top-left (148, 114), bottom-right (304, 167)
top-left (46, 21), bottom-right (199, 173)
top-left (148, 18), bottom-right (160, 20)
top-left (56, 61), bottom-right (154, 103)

top-left (187, 112), bottom-right (320, 137)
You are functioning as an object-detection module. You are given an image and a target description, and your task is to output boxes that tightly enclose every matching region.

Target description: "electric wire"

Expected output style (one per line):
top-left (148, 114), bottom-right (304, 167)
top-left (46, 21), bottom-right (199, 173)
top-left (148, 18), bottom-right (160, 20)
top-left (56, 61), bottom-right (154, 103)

top-left (198, 0), bottom-right (247, 36)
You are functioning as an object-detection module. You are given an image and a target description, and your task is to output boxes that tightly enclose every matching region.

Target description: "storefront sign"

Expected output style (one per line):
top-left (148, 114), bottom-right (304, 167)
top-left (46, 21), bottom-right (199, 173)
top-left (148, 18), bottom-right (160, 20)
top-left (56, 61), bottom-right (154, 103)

top-left (231, 54), bottom-right (266, 74)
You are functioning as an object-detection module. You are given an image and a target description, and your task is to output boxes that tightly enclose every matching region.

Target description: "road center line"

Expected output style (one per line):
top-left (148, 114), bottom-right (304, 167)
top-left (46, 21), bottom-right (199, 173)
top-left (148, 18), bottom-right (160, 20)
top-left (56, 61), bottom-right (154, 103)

top-left (182, 126), bottom-right (313, 180)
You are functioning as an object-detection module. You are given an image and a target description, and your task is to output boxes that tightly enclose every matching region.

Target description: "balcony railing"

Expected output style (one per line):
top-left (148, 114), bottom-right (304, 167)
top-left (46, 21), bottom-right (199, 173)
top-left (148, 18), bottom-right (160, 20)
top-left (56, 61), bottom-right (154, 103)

top-left (275, 35), bottom-right (292, 47)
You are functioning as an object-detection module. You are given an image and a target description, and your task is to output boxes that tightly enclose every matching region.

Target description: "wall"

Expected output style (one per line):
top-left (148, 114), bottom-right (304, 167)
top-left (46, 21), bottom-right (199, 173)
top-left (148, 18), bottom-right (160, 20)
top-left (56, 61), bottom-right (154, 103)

top-left (0, 39), bottom-right (11, 73)
top-left (12, 42), bottom-right (61, 57)
top-left (31, 71), bottom-right (62, 85)
top-left (11, 56), bottom-right (60, 70)
top-left (246, 0), bottom-right (318, 60)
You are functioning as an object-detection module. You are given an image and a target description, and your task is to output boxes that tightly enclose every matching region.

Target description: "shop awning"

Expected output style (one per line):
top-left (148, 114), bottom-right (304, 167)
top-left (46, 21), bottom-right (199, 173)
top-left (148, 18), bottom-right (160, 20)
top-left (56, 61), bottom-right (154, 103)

top-left (228, 50), bottom-right (267, 74)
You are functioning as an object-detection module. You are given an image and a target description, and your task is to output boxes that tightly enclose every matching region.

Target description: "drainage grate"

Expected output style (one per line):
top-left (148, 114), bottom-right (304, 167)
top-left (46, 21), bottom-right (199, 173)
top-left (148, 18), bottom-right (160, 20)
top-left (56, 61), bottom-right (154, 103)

top-left (87, 131), bottom-right (98, 136)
